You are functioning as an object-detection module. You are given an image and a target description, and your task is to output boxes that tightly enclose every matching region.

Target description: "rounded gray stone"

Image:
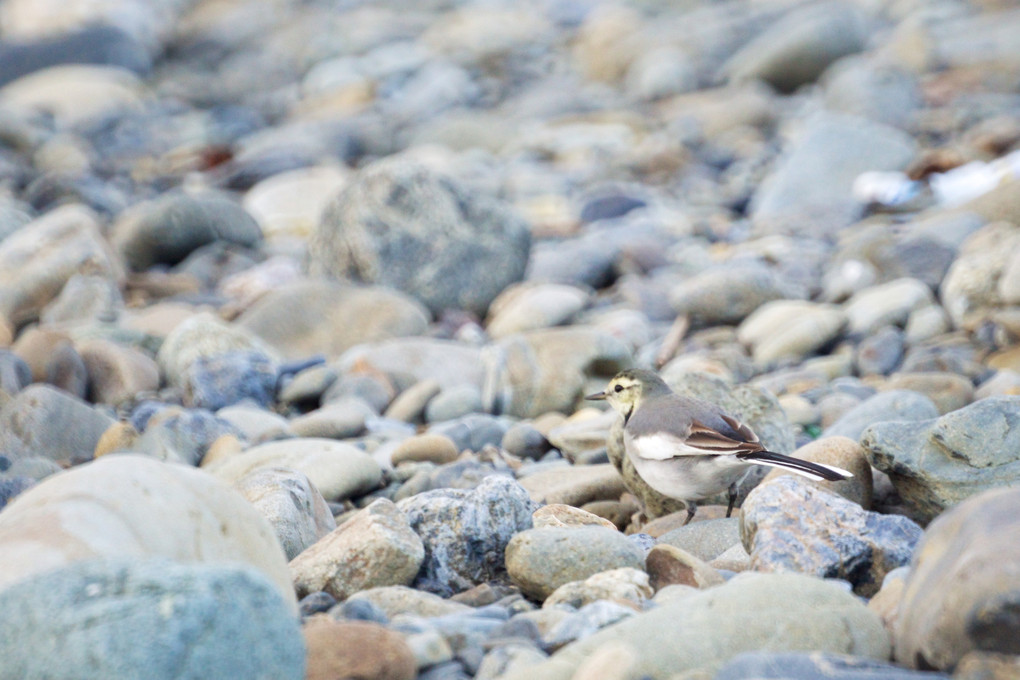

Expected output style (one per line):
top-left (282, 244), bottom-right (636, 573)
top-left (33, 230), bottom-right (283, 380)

top-left (0, 557), bottom-right (305, 680)
top-left (505, 526), bottom-right (646, 601)
top-left (310, 157), bottom-right (531, 316)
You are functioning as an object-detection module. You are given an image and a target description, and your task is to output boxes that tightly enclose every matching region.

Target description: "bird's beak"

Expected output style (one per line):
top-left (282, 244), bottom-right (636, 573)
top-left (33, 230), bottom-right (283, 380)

top-left (585, 390), bottom-right (608, 401)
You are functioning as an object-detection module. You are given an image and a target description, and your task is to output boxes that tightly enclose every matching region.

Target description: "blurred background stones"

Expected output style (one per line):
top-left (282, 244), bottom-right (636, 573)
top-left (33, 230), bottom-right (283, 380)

top-left (0, 0), bottom-right (1019, 678)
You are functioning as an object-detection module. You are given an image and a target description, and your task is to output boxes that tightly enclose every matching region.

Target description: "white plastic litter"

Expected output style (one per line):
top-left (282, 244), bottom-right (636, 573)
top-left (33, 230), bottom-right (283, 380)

top-left (854, 149), bottom-right (1020, 210)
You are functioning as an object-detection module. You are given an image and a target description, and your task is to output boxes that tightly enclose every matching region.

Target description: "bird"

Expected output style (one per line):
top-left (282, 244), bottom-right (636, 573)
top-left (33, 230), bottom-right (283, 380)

top-left (587, 368), bottom-right (852, 524)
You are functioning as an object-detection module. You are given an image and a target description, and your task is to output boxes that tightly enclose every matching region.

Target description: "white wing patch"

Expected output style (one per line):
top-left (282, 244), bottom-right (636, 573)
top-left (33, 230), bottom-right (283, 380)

top-left (627, 432), bottom-right (716, 461)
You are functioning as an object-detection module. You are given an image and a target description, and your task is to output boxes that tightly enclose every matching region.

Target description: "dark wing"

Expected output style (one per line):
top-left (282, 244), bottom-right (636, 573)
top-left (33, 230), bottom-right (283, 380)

top-left (685, 419), bottom-right (764, 455)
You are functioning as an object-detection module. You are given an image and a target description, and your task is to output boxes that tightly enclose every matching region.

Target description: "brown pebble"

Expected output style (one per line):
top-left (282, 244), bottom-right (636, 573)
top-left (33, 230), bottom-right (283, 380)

top-left (303, 616), bottom-right (417, 680)
top-left (645, 544), bottom-right (724, 591)
top-left (390, 433), bottom-right (459, 465)
top-left (94, 421), bottom-right (140, 458)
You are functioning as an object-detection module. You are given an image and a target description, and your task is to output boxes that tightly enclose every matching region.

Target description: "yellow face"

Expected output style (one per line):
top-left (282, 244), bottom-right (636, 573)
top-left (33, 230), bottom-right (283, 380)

top-left (586, 374), bottom-right (644, 415)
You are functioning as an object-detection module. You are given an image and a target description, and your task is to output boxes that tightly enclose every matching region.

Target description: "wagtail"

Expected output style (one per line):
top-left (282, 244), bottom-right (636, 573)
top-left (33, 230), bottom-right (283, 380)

top-left (587, 369), bottom-right (852, 524)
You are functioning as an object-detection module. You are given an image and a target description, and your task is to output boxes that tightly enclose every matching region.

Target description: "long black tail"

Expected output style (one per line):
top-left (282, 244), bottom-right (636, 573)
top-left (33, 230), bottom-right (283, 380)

top-left (737, 450), bottom-right (852, 481)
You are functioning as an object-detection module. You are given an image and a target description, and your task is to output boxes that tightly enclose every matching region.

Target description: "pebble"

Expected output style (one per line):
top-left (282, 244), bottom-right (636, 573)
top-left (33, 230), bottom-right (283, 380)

top-left (233, 466), bottom-right (336, 561)
top-left (0, 205), bottom-right (122, 327)
top-left (504, 526), bottom-right (646, 601)
top-left (894, 488), bottom-right (1020, 672)
top-left (0, 455), bottom-right (295, 604)
top-left (292, 498), bottom-right (424, 600)
top-left (205, 438), bottom-right (383, 502)
top-left (543, 567), bottom-right (653, 609)
top-left (741, 476), bottom-right (922, 597)
top-left (398, 475), bottom-right (536, 597)
top-left (822, 389), bottom-right (938, 441)
top-left (303, 616), bottom-right (417, 680)
top-left (501, 421), bottom-right (552, 460)
top-left (498, 572), bottom-right (889, 680)
top-left (391, 433), bottom-right (460, 466)
top-left (863, 396), bottom-right (1020, 523)
top-left (645, 544), bottom-right (725, 591)
top-left (0, 383), bottom-right (114, 465)
top-left (289, 396), bottom-right (376, 439)
top-left (311, 157), bottom-right (530, 317)
top-left (346, 585), bottom-right (472, 619)
top-left (0, 558), bottom-right (305, 680)
top-left (235, 280), bottom-right (429, 361)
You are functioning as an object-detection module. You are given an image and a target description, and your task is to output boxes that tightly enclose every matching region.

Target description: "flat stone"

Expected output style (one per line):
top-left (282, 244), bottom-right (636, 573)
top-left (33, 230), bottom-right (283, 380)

top-left (496, 572), bottom-right (889, 680)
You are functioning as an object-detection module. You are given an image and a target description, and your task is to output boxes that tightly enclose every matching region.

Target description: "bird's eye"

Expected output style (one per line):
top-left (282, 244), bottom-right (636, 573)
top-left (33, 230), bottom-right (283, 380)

top-left (614, 384), bottom-right (624, 393)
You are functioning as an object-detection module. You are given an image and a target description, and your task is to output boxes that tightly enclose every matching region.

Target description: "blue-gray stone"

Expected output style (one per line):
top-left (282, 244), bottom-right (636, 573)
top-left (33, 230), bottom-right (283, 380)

top-left (0, 558), bottom-right (305, 680)
top-left (0, 350), bottom-right (31, 394)
top-left (0, 475), bottom-right (34, 510)
top-left (186, 350), bottom-right (277, 410)
top-left (135, 408), bottom-right (240, 465)
top-left (741, 476), bottom-right (922, 596)
top-left (863, 396), bottom-right (1020, 522)
top-left (428, 414), bottom-right (511, 453)
top-left (0, 25), bottom-right (150, 87)
top-left (398, 475), bottom-right (537, 597)
top-left (822, 389), bottom-right (937, 441)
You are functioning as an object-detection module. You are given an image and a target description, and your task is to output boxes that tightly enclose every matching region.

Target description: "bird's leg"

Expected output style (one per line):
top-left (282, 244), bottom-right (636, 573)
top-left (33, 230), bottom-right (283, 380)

top-left (682, 502), bottom-right (697, 526)
top-left (726, 482), bottom-right (738, 518)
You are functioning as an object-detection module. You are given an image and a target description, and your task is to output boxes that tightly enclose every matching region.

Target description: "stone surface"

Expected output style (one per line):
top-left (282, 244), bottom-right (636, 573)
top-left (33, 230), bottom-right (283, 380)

top-left (233, 466), bottom-right (336, 561)
top-left (750, 112), bottom-right (917, 237)
top-left (761, 435), bottom-right (873, 509)
top-left (862, 396), bottom-right (1020, 523)
top-left (716, 652), bottom-right (950, 680)
top-left (497, 572), bottom-right (889, 680)
top-left (544, 567), bottom-right (653, 609)
top-left (0, 383), bottom-right (115, 465)
top-left (655, 517), bottom-right (742, 562)
top-left (504, 526), bottom-right (646, 601)
top-left (0, 558), bottom-right (305, 680)
top-left (516, 464), bottom-right (626, 507)
top-left (311, 156), bottom-right (530, 316)
top-left (77, 338), bottom-right (160, 406)
top-left (0, 454), bottom-right (296, 607)
top-left (398, 474), bottom-right (536, 597)
top-left (722, 1), bottom-right (867, 92)
top-left (822, 389), bottom-right (938, 442)
top-left (645, 544), bottom-right (725, 591)
top-left (303, 616), bottom-right (417, 680)
top-left (487, 327), bottom-right (632, 418)
top-left (236, 279), bottom-right (430, 360)
top-left (741, 476), bottom-right (921, 596)
top-left (895, 487), bottom-right (1020, 671)
top-left (206, 438), bottom-right (383, 502)
top-left (112, 191), bottom-right (262, 271)
top-left (290, 498), bottom-right (424, 600)
top-left (737, 300), bottom-right (845, 365)
top-left (0, 204), bottom-right (122, 326)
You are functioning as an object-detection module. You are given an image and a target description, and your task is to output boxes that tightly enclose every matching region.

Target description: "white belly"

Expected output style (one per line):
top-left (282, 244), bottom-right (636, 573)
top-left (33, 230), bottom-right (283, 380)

top-left (626, 446), bottom-right (750, 502)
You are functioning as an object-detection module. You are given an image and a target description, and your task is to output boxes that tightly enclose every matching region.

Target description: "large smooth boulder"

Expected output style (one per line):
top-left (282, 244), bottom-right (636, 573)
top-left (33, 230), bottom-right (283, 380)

top-left (0, 454), bottom-right (296, 608)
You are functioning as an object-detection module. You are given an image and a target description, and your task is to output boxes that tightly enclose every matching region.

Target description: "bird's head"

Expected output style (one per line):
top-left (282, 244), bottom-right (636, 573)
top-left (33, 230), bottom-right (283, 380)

top-left (586, 369), bottom-right (670, 418)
